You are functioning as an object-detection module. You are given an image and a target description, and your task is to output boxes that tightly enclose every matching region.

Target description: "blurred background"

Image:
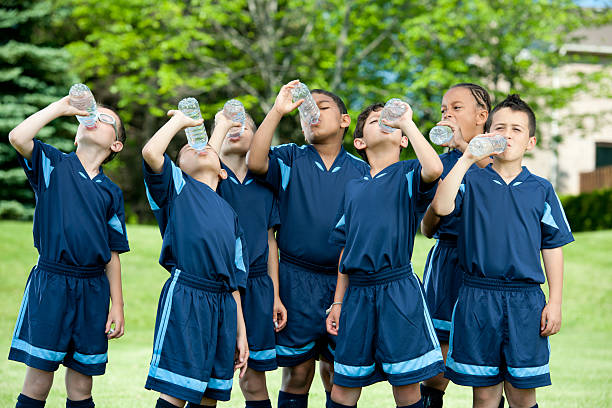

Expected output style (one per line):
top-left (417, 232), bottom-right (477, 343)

top-left (1, 0), bottom-right (611, 225)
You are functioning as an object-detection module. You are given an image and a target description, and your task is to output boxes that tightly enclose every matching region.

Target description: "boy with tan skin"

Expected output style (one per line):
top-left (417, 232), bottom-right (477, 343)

top-left (9, 96), bottom-right (129, 408)
top-left (248, 80), bottom-right (370, 408)
top-left (431, 95), bottom-right (573, 408)
top-left (142, 110), bottom-right (248, 408)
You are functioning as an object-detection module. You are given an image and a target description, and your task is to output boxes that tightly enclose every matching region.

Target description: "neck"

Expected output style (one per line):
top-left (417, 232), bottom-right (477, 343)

top-left (367, 147), bottom-right (400, 177)
top-left (190, 170), bottom-right (220, 191)
top-left (311, 138), bottom-right (342, 169)
top-left (492, 158), bottom-right (523, 182)
top-left (220, 151), bottom-right (248, 181)
top-left (75, 145), bottom-right (106, 178)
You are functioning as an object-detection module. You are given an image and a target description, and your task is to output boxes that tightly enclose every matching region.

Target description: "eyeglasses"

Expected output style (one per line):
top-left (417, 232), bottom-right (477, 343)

top-left (98, 113), bottom-right (119, 141)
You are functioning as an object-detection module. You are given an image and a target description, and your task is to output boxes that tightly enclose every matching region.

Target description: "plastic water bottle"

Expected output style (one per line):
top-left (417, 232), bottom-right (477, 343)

top-left (178, 97), bottom-right (208, 150)
top-left (379, 98), bottom-right (407, 133)
top-left (429, 125), bottom-right (454, 145)
top-left (69, 83), bottom-right (98, 129)
top-left (223, 99), bottom-right (246, 137)
top-left (468, 134), bottom-right (507, 157)
top-left (291, 82), bottom-right (320, 126)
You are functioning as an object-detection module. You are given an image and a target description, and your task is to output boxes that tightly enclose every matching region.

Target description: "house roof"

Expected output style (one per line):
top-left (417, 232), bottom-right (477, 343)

top-left (561, 24), bottom-right (612, 55)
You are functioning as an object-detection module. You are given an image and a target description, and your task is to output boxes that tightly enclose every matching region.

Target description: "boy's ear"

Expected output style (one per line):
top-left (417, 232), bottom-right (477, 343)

top-left (219, 168), bottom-right (228, 180)
top-left (110, 140), bottom-right (124, 153)
top-left (354, 137), bottom-right (367, 151)
top-left (400, 135), bottom-right (409, 148)
top-left (476, 109), bottom-right (488, 127)
top-left (526, 136), bottom-right (537, 151)
top-left (340, 113), bottom-right (351, 129)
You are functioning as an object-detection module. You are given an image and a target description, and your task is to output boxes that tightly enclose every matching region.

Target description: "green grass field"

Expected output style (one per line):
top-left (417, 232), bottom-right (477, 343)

top-left (1, 221), bottom-right (611, 407)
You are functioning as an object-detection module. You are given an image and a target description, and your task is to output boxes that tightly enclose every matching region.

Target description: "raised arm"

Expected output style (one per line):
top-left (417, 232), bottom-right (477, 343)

top-left (398, 111), bottom-right (443, 183)
top-left (141, 110), bottom-right (202, 173)
top-left (209, 111), bottom-right (242, 155)
top-left (8, 96), bottom-right (87, 160)
top-left (247, 80), bottom-right (303, 174)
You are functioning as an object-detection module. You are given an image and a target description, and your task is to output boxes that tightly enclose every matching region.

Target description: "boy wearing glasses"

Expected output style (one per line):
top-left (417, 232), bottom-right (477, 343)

top-left (8, 95), bottom-right (129, 408)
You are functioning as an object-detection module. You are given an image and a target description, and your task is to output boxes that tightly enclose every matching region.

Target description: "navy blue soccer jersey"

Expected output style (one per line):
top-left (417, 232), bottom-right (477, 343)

top-left (330, 160), bottom-right (437, 274)
top-left (16, 139), bottom-right (129, 266)
top-left (452, 164), bottom-right (574, 283)
top-left (263, 144), bottom-right (369, 268)
top-left (217, 162), bottom-right (280, 272)
top-left (143, 155), bottom-right (248, 291)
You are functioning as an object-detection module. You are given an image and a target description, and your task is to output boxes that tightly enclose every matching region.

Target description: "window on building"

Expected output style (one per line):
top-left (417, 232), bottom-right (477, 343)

top-left (596, 143), bottom-right (612, 168)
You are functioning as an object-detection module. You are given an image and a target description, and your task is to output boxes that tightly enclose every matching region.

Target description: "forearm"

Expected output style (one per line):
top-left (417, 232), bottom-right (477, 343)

top-left (209, 121), bottom-right (233, 156)
top-left (9, 102), bottom-right (63, 159)
top-left (247, 109), bottom-right (282, 174)
top-left (267, 229), bottom-right (280, 299)
top-left (542, 247), bottom-right (564, 305)
top-left (431, 156), bottom-right (472, 216)
top-left (105, 252), bottom-right (124, 307)
top-left (421, 206), bottom-right (441, 238)
top-left (401, 120), bottom-right (443, 183)
top-left (142, 117), bottom-right (183, 172)
top-left (232, 290), bottom-right (247, 336)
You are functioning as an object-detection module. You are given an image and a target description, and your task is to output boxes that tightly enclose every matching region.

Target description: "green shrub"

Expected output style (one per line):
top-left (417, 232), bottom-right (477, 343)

top-left (561, 188), bottom-right (612, 232)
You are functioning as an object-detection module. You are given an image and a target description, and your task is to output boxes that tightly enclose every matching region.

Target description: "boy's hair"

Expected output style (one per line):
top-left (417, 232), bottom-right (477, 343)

top-left (99, 104), bottom-right (127, 164)
top-left (210, 112), bottom-right (257, 133)
top-left (352, 102), bottom-right (385, 163)
top-left (485, 94), bottom-right (536, 137)
top-left (450, 83), bottom-right (492, 113)
top-left (311, 89), bottom-right (349, 136)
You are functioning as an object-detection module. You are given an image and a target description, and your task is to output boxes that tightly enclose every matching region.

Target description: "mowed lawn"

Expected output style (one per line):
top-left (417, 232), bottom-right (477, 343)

top-left (1, 221), bottom-right (611, 407)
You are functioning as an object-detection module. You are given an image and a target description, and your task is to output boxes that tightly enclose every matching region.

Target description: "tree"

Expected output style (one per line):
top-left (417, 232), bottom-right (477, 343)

top-left (0, 0), bottom-right (77, 219)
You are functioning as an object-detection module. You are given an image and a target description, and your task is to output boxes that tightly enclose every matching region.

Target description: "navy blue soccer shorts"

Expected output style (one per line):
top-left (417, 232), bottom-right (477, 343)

top-left (145, 269), bottom-right (237, 403)
top-left (333, 266), bottom-right (444, 388)
top-left (422, 237), bottom-right (462, 342)
top-left (445, 275), bottom-right (552, 389)
top-left (242, 264), bottom-right (277, 371)
top-left (275, 255), bottom-right (336, 366)
top-left (9, 258), bottom-right (110, 376)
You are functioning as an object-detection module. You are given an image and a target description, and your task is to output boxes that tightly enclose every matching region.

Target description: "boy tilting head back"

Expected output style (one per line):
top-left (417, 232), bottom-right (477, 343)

top-left (8, 95), bottom-right (129, 408)
top-left (142, 109), bottom-right (249, 408)
top-left (325, 101), bottom-right (444, 408)
top-left (248, 80), bottom-right (370, 408)
top-left (431, 95), bottom-right (574, 408)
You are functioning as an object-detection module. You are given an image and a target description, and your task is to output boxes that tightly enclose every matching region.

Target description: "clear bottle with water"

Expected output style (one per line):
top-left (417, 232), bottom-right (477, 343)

top-left (291, 82), bottom-right (320, 126)
top-left (468, 134), bottom-right (507, 157)
top-left (223, 99), bottom-right (246, 138)
top-left (69, 83), bottom-right (98, 129)
top-left (379, 98), bottom-right (407, 133)
top-left (429, 125), bottom-right (454, 145)
top-left (178, 97), bottom-right (208, 150)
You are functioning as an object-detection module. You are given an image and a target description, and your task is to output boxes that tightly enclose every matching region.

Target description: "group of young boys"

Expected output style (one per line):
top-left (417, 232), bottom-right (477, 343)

top-left (8, 79), bottom-right (573, 408)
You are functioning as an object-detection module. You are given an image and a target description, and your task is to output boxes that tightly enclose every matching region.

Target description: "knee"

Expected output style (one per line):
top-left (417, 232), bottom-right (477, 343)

top-left (473, 387), bottom-right (502, 407)
top-left (239, 371), bottom-right (268, 399)
top-left (282, 364), bottom-right (315, 392)
top-left (22, 368), bottom-right (53, 400)
top-left (506, 389), bottom-right (536, 408)
top-left (66, 371), bottom-right (92, 400)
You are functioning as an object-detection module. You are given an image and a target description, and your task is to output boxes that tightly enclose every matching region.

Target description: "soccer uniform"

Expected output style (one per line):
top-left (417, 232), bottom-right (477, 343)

top-left (445, 164), bottom-right (574, 389)
top-left (261, 144), bottom-right (369, 366)
top-left (217, 162), bottom-right (280, 372)
top-left (9, 140), bottom-right (130, 376)
top-left (143, 155), bottom-right (248, 403)
top-left (329, 160), bottom-right (444, 387)
top-left (422, 149), bottom-right (476, 342)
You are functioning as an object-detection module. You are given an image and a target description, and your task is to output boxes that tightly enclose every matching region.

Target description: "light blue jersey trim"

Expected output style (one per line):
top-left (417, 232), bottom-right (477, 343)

top-left (150, 271), bottom-right (181, 372)
top-left (277, 158), bottom-right (291, 190)
top-left (73, 352), bottom-right (108, 365)
top-left (432, 319), bottom-right (452, 332)
top-left (492, 180), bottom-right (503, 185)
top-left (423, 241), bottom-right (439, 291)
top-left (235, 238), bottom-right (246, 274)
top-left (170, 161), bottom-right (185, 195)
top-left (554, 192), bottom-right (571, 231)
top-left (507, 363), bottom-right (550, 378)
top-left (250, 349), bottom-right (276, 361)
top-left (108, 214), bottom-right (124, 235)
top-left (245, 179), bottom-right (254, 185)
top-left (382, 347), bottom-right (443, 375)
top-left (78, 171), bottom-right (88, 179)
top-left (315, 161), bottom-right (325, 171)
top-left (334, 361), bottom-right (376, 377)
top-left (41, 151), bottom-right (54, 188)
top-left (332, 166), bottom-right (341, 173)
top-left (149, 366), bottom-right (207, 392)
top-left (335, 215), bottom-right (345, 229)
top-left (23, 157), bottom-right (32, 171)
top-left (11, 338), bottom-right (66, 362)
top-left (275, 341), bottom-right (316, 356)
top-left (459, 183), bottom-right (465, 193)
top-left (144, 182), bottom-right (160, 210)
top-left (541, 202), bottom-right (558, 229)
top-left (208, 378), bottom-right (233, 390)
top-left (405, 170), bottom-right (414, 198)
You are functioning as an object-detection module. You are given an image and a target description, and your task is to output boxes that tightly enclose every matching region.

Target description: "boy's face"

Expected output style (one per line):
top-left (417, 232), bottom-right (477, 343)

top-left (303, 93), bottom-right (350, 143)
top-left (221, 120), bottom-right (254, 156)
top-left (441, 87), bottom-right (487, 143)
top-left (489, 107), bottom-right (536, 162)
top-left (354, 109), bottom-right (408, 155)
top-left (178, 144), bottom-right (226, 180)
top-left (75, 107), bottom-right (123, 156)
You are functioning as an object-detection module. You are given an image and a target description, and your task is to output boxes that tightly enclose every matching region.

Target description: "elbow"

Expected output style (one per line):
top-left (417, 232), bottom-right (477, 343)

top-left (8, 129), bottom-right (20, 149)
top-left (141, 145), bottom-right (154, 162)
top-left (246, 155), bottom-right (267, 175)
top-left (421, 224), bottom-right (434, 239)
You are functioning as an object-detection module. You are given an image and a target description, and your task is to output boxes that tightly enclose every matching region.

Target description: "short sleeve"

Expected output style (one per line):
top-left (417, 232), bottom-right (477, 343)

top-left (448, 178), bottom-right (467, 218)
top-left (264, 144), bottom-right (296, 193)
top-left (268, 195), bottom-right (281, 230)
top-left (403, 160), bottom-right (438, 215)
top-left (143, 154), bottom-right (185, 210)
top-left (329, 192), bottom-right (347, 246)
top-left (107, 189), bottom-right (130, 254)
top-left (234, 217), bottom-right (249, 290)
top-left (541, 184), bottom-right (574, 249)
top-left (16, 139), bottom-right (65, 192)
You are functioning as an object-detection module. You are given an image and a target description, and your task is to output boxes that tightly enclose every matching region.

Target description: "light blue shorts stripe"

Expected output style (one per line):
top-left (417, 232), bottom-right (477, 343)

top-left (11, 338), bottom-right (66, 362)
top-left (73, 352), bottom-right (108, 365)
top-left (446, 355), bottom-right (500, 377)
top-left (508, 363), bottom-right (550, 378)
top-left (151, 271), bottom-right (181, 370)
top-left (423, 241), bottom-right (439, 290)
top-left (413, 272), bottom-right (440, 348)
top-left (334, 361), bottom-right (376, 377)
top-left (208, 378), bottom-right (233, 390)
top-left (275, 341), bottom-right (316, 356)
top-left (250, 349), bottom-right (276, 361)
top-left (382, 347), bottom-right (443, 375)
top-left (432, 319), bottom-right (452, 332)
top-left (13, 280), bottom-right (31, 339)
top-left (148, 366), bottom-right (207, 393)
